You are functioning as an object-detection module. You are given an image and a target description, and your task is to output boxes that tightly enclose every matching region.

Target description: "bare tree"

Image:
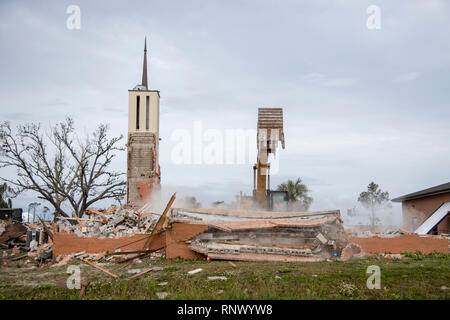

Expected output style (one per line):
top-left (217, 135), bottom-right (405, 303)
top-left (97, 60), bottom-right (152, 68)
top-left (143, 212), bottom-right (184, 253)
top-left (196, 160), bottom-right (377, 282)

top-left (0, 118), bottom-right (126, 223)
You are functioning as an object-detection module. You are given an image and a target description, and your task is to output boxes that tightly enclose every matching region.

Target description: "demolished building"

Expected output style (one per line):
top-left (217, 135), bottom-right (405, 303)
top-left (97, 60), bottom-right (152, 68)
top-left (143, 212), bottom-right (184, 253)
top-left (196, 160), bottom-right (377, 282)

top-left (50, 201), bottom-right (359, 262)
top-left (48, 202), bottom-right (449, 262)
top-left (171, 208), bottom-right (349, 262)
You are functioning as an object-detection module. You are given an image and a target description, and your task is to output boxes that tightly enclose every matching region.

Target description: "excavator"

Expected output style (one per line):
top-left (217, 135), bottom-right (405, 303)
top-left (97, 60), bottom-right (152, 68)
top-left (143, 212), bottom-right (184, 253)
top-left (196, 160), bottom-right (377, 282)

top-left (252, 108), bottom-right (288, 210)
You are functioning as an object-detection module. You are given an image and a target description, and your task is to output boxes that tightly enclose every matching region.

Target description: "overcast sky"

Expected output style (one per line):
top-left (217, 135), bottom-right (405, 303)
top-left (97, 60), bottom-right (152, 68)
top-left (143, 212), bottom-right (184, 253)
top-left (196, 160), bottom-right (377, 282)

top-left (1, 0), bottom-right (449, 225)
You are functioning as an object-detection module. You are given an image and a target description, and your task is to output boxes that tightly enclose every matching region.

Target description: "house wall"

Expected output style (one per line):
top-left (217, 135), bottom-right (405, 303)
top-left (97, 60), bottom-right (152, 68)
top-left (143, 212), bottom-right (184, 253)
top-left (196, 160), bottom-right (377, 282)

top-left (402, 192), bottom-right (450, 233)
top-left (165, 222), bottom-right (209, 260)
top-left (53, 231), bottom-right (165, 256)
top-left (351, 234), bottom-right (448, 254)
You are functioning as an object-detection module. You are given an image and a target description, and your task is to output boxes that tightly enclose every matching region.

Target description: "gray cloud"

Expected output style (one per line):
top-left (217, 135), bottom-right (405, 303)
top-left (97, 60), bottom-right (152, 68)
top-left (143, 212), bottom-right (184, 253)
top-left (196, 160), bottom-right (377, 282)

top-left (1, 0), bottom-right (449, 226)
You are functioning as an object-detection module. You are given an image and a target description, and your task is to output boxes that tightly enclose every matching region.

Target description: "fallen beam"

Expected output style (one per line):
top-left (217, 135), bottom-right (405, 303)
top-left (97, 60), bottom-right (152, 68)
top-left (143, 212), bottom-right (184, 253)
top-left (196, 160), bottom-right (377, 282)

top-left (112, 250), bottom-right (153, 255)
top-left (142, 192), bottom-right (176, 249)
top-left (128, 267), bottom-right (154, 279)
top-left (80, 258), bottom-right (118, 278)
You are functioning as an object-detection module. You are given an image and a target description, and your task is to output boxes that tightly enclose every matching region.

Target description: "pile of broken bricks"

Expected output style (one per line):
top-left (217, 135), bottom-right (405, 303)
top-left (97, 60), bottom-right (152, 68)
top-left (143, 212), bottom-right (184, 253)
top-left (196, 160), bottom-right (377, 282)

top-left (56, 203), bottom-right (158, 239)
top-left (1, 194), bottom-right (179, 276)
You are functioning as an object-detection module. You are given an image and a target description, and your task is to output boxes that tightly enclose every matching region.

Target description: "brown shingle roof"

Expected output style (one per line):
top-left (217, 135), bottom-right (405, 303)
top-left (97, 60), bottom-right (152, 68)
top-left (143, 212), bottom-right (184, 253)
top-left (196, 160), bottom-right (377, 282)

top-left (391, 182), bottom-right (450, 202)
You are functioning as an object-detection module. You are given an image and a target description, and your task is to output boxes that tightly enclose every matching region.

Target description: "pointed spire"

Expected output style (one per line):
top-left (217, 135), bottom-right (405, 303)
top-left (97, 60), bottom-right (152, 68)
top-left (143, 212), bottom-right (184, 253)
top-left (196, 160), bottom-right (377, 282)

top-left (141, 36), bottom-right (148, 89)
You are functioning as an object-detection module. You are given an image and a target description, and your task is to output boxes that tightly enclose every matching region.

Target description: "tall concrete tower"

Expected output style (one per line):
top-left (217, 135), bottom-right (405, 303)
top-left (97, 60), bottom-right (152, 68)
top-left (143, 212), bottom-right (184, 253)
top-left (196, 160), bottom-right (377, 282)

top-left (126, 37), bottom-right (161, 208)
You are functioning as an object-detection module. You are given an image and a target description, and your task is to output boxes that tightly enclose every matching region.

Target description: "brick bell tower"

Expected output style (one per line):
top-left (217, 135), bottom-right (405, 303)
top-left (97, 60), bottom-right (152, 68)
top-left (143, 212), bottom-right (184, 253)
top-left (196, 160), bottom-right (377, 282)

top-left (126, 37), bottom-right (161, 208)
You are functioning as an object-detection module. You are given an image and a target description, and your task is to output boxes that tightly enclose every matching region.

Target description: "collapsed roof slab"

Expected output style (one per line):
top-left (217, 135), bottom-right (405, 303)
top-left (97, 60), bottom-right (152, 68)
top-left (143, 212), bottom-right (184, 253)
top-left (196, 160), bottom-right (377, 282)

top-left (170, 216), bottom-right (339, 232)
top-left (170, 207), bottom-right (341, 222)
top-left (169, 208), bottom-right (349, 262)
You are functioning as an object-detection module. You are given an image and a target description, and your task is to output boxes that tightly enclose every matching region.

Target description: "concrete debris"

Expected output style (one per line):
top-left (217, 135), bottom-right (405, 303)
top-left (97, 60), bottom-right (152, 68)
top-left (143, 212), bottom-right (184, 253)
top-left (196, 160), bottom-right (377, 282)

top-left (128, 267), bottom-right (154, 279)
top-left (152, 266), bottom-right (164, 271)
top-left (0, 222), bottom-right (27, 246)
top-left (187, 268), bottom-right (203, 275)
top-left (38, 248), bottom-right (53, 263)
top-left (3, 198), bottom-right (448, 269)
top-left (340, 243), bottom-right (364, 261)
top-left (156, 292), bottom-right (169, 299)
top-left (316, 233), bottom-right (328, 244)
top-left (58, 205), bottom-right (159, 239)
top-left (51, 255), bottom-right (72, 268)
top-left (158, 282), bottom-right (168, 286)
top-left (127, 269), bottom-right (143, 274)
top-left (182, 208), bottom-right (350, 262)
top-left (382, 253), bottom-right (405, 260)
top-left (207, 276), bottom-right (227, 281)
top-left (29, 240), bottom-right (38, 251)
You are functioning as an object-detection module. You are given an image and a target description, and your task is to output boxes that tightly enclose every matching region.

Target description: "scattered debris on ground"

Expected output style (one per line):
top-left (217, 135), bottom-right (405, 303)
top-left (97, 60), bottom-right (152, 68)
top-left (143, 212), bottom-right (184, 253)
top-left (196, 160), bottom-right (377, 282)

top-left (156, 292), bottom-right (169, 299)
top-left (188, 268), bottom-right (203, 275)
top-left (207, 276), bottom-right (227, 281)
top-left (1, 191), bottom-right (449, 286)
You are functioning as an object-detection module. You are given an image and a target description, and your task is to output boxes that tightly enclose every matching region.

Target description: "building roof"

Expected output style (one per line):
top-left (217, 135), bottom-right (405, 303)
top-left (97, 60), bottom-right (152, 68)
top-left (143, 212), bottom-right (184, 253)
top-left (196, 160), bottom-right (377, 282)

top-left (257, 108), bottom-right (285, 149)
top-left (257, 108), bottom-right (284, 130)
top-left (170, 216), bottom-right (338, 232)
top-left (171, 207), bottom-right (340, 220)
top-left (391, 182), bottom-right (450, 202)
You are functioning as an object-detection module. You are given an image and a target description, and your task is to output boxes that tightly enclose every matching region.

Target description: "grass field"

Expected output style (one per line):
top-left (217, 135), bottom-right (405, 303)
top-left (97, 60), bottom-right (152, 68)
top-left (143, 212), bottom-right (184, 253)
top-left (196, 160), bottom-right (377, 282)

top-left (0, 250), bottom-right (449, 300)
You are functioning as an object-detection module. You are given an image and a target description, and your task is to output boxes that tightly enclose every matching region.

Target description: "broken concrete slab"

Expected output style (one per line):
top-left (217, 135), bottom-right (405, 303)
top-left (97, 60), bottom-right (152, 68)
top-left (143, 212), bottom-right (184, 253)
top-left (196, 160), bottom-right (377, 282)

top-left (187, 268), bottom-right (203, 275)
top-left (180, 209), bottom-right (350, 262)
top-left (152, 266), bottom-right (164, 271)
top-left (156, 292), bottom-right (169, 299)
top-left (127, 269), bottom-right (143, 274)
top-left (207, 276), bottom-right (227, 281)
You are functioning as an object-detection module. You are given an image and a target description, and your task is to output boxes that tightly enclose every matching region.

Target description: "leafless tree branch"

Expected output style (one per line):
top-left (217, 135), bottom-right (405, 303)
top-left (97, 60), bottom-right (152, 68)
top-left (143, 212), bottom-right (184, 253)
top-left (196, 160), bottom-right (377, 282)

top-left (0, 118), bottom-right (126, 223)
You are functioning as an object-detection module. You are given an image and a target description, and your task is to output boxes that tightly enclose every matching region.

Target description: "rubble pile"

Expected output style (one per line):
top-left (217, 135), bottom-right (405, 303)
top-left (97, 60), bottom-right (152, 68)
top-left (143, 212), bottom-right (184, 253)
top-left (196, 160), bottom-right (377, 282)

top-left (2, 192), bottom-right (448, 267)
top-left (0, 220), bottom-right (27, 248)
top-left (0, 202), bottom-right (163, 268)
top-left (57, 205), bottom-right (158, 239)
top-left (171, 208), bottom-right (352, 262)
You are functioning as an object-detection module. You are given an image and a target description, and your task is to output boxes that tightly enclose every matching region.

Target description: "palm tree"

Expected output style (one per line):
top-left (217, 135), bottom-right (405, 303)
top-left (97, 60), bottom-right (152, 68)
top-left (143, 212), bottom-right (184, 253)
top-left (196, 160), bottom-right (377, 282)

top-left (277, 178), bottom-right (313, 211)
